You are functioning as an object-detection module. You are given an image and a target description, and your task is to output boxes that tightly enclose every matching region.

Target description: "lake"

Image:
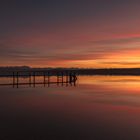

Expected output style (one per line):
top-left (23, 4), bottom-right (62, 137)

top-left (0, 76), bottom-right (140, 140)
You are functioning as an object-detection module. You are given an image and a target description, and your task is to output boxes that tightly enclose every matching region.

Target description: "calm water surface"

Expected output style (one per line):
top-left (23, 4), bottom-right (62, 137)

top-left (0, 76), bottom-right (140, 140)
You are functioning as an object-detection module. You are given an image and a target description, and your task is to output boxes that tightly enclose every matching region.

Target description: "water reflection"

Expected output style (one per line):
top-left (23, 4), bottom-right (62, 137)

top-left (0, 75), bottom-right (77, 88)
top-left (0, 76), bottom-right (140, 140)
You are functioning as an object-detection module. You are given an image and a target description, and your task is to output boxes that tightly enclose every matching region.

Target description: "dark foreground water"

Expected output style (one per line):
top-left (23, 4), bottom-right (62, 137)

top-left (0, 76), bottom-right (140, 140)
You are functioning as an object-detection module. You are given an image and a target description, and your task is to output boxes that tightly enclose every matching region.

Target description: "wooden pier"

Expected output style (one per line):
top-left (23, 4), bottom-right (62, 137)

top-left (0, 71), bottom-right (77, 88)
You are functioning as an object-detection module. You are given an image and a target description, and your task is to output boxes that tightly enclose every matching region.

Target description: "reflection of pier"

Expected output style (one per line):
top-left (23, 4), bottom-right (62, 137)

top-left (0, 71), bottom-right (77, 88)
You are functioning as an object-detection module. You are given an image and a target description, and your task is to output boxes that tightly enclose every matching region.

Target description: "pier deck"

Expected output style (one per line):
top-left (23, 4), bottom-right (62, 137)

top-left (0, 71), bottom-right (77, 88)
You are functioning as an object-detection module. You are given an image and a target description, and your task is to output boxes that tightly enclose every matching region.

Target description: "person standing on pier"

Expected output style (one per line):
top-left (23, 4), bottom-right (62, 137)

top-left (69, 73), bottom-right (77, 83)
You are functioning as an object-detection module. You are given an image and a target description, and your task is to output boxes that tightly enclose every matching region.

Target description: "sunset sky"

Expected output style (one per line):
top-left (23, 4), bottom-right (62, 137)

top-left (0, 0), bottom-right (140, 68)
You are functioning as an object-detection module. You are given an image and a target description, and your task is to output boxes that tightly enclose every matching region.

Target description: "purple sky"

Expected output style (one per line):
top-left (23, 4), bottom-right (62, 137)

top-left (0, 0), bottom-right (140, 68)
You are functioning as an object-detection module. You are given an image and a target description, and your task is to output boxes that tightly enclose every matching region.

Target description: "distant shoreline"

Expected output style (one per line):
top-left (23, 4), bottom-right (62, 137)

top-left (1, 67), bottom-right (140, 76)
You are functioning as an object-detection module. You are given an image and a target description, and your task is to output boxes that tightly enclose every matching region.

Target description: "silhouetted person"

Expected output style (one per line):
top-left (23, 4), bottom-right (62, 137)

top-left (69, 73), bottom-right (77, 83)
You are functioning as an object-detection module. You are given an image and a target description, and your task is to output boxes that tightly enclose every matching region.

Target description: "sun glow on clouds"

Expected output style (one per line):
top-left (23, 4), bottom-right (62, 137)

top-left (0, 0), bottom-right (140, 68)
top-left (0, 34), bottom-right (140, 68)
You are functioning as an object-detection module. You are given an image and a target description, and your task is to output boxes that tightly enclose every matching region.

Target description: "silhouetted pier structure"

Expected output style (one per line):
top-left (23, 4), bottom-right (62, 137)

top-left (0, 71), bottom-right (77, 88)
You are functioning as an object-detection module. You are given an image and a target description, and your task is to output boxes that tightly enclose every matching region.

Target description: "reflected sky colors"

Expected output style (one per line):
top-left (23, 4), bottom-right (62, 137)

top-left (0, 0), bottom-right (140, 68)
top-left (0, 76), bottom-right (140, 139)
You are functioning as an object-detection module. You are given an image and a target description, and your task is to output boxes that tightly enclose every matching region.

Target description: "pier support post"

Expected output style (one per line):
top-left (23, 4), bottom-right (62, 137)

top-left (57, 72), bottom-right (59, 85)
top-left (44, 72), bottom-right (46, 87)
top-left (48, 72), bottom-right (50, 87)
top-left (61, 72), bottom-right (63, 86)
top-left (66, 71), bottom-right (69, 86)
top-left (29, 72), bottom-right (31, 87)
top-left (33, 72), bottom-right (35, 87)
top-left (13, 72), bottom-right (15, 87)
top-left (16, 72), bottom-right (19, 88)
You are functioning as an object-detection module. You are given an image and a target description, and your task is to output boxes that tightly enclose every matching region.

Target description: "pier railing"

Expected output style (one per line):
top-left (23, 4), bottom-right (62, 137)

top-left (0, 71), bottom-right (77, 88)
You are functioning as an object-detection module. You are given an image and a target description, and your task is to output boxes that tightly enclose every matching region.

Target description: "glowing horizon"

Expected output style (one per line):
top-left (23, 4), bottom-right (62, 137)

top-left (0, 0), bottom-right (140, 68)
